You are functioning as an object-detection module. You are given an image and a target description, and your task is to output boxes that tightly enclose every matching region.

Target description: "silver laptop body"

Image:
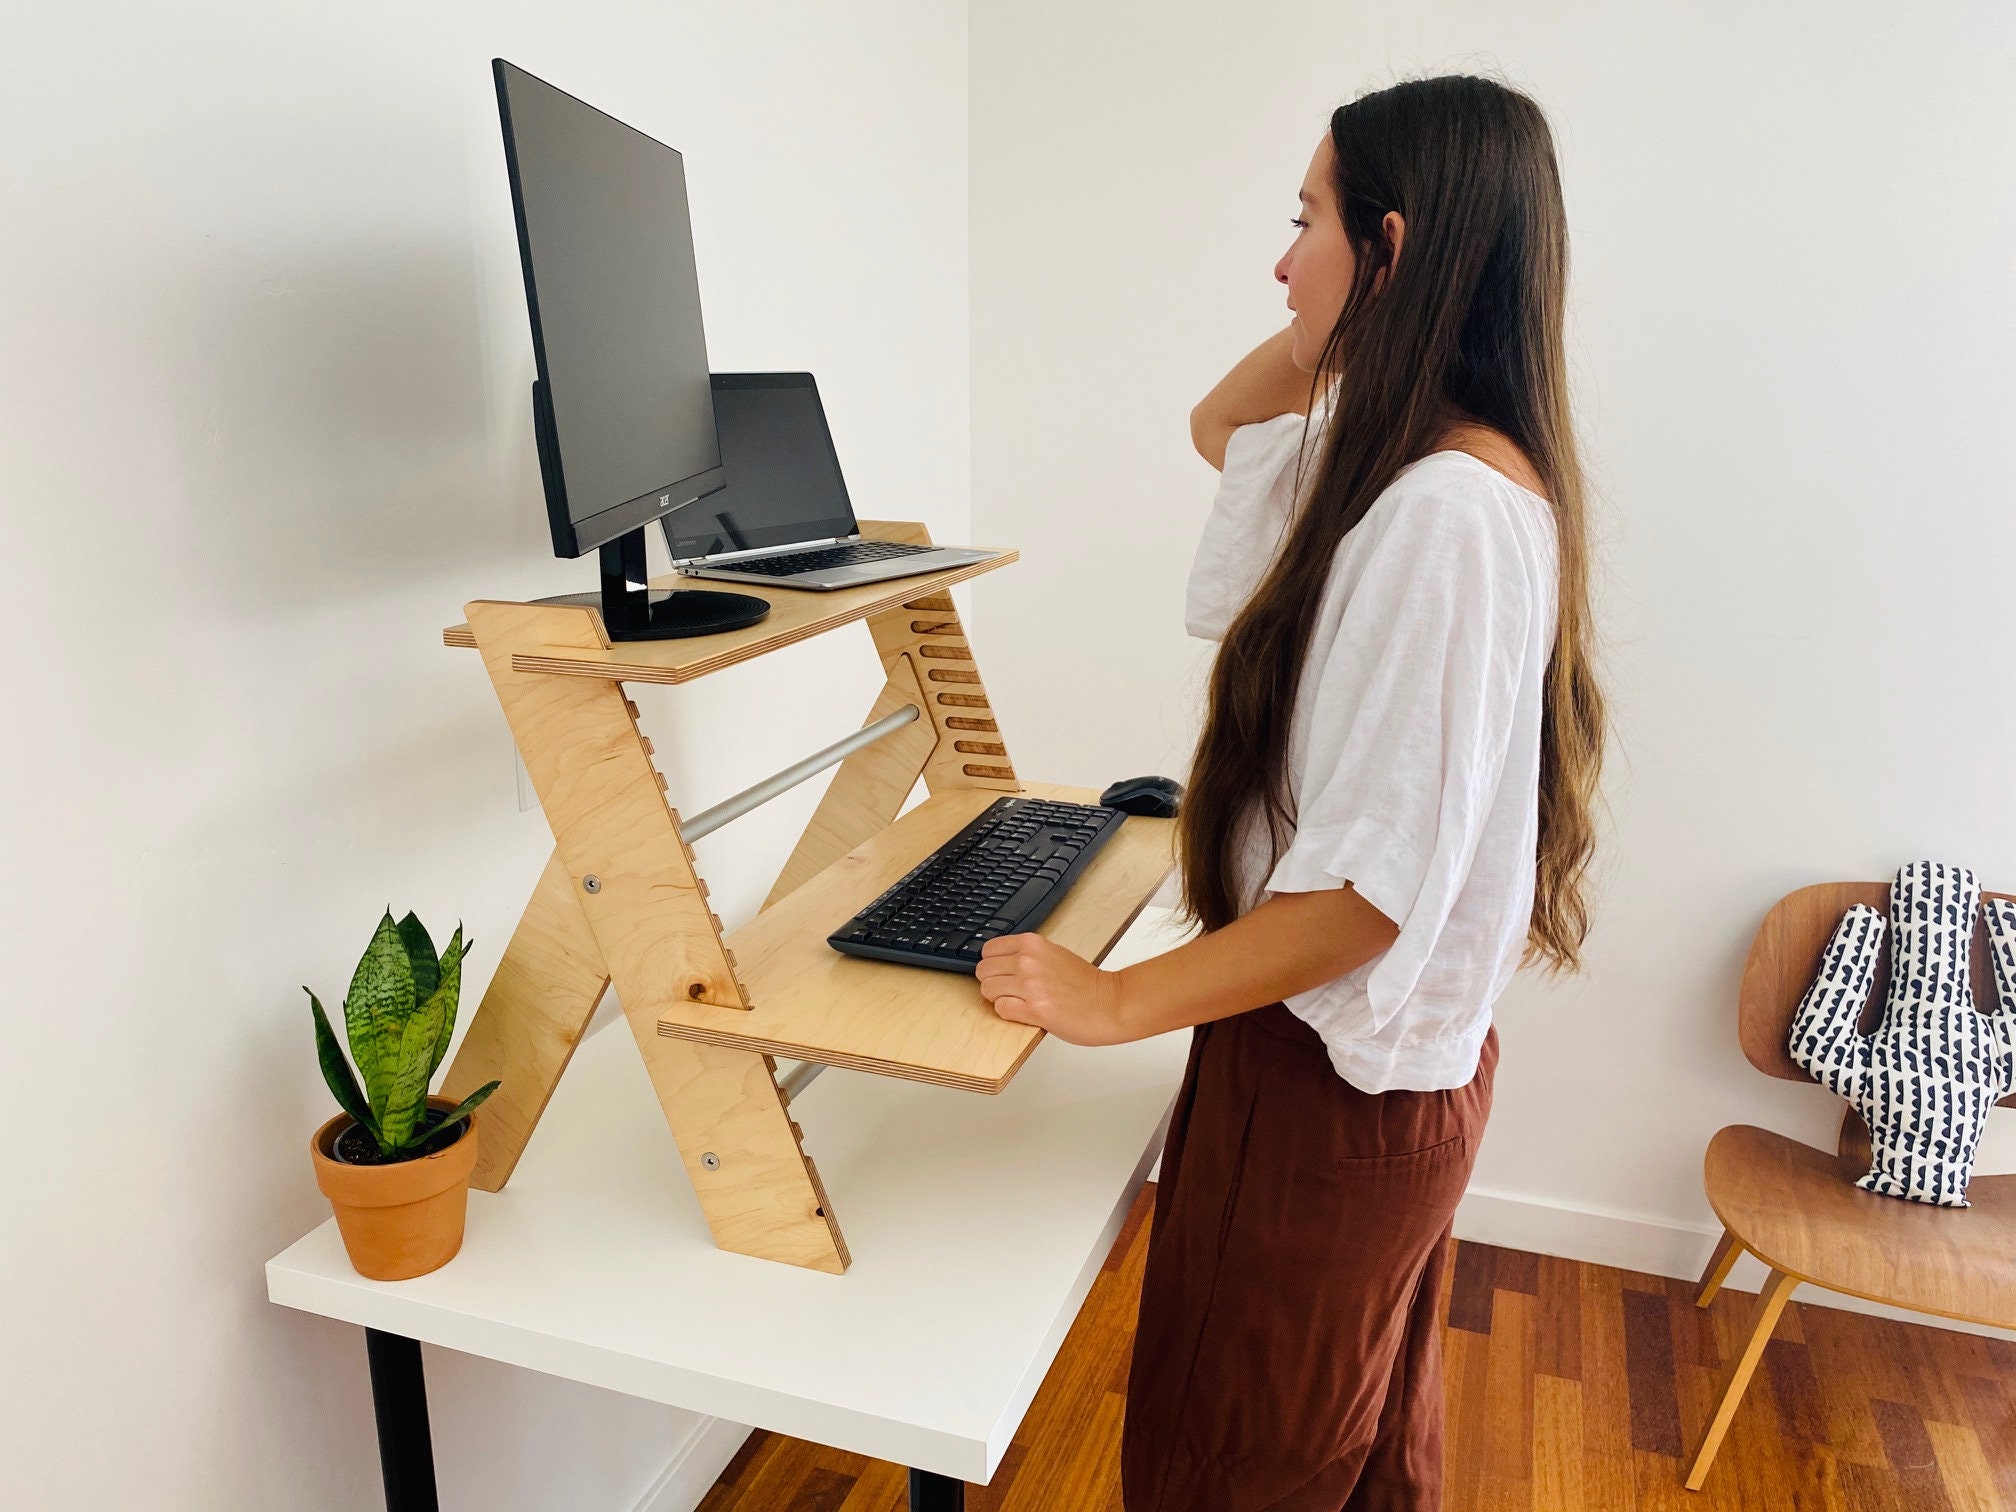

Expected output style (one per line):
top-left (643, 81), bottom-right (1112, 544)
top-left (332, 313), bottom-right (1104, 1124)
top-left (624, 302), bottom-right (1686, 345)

top-left (664, 371), bottom-right (1001, 592)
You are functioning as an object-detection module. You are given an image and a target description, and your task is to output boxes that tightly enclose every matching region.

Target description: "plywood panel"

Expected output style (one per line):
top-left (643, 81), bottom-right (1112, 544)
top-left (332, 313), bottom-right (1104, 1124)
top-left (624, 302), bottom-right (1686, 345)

top-left (445, 529), bottom-right (1016, 688)
top-left (658, 782), bottom-right (1177, 1091)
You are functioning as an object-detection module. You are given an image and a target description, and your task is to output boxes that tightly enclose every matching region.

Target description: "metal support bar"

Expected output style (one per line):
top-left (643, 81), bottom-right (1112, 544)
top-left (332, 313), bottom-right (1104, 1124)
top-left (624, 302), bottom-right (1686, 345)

top-left (364, 1329), bottom-right (439, 1512)
top-left (681, 704), bottom-right (922, 842)
top-left (779, 1060), bottom-right (826, 1104)
top-left (909, 1468), bottom-right (966, 1510)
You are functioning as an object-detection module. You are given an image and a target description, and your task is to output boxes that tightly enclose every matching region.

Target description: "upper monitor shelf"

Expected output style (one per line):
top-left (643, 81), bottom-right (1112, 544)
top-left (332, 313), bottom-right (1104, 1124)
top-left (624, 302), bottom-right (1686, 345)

top-left (443, 521), bottom-right (1017, 686)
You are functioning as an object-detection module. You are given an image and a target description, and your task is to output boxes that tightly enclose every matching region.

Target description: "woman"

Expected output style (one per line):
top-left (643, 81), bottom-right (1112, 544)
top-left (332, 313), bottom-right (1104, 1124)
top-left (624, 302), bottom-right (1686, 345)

top-left (975, 73), bottom-right (1605, 1510)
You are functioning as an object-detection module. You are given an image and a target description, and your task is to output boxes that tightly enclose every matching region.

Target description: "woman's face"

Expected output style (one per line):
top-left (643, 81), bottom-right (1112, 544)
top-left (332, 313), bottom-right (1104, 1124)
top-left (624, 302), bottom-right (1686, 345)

top-left (1276, 137), bottom-right (1355, 372)
top-left (1275, 134), bottom-right (1402, 373)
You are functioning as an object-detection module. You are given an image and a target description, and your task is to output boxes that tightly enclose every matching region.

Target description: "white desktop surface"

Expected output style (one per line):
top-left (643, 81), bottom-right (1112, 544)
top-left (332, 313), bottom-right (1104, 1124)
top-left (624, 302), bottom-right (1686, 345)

top-left (265, 917), bottom-right (1191, 1483)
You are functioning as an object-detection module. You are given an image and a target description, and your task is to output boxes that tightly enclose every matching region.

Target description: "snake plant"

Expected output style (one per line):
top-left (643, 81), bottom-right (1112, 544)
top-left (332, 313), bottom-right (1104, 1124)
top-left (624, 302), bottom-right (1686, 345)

top-left (306, 909), bottom-right (498, 1159)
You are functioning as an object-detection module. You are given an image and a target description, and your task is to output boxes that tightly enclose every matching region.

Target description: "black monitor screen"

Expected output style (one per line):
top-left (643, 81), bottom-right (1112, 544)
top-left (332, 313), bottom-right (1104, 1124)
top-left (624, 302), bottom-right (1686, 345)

top-left (663, 374), bottom-right (858, 561)
top-left (495, 59), bottom-right (723, 556)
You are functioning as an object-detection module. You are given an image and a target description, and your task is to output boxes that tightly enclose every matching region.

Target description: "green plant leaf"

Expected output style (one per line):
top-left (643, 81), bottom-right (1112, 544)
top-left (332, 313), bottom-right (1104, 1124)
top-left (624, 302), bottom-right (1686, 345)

top-left (379, 970), bottom-right (450, 1147)
top-left (345, 909), bottom-right (415, 1125)
top-left (396, 911), bottom-right (440, 1004)
top-left (391, 1080), bottom-right (499, 1151)
top-left (308, 988), bottom-right (374, 1138)
top-left (424, 926), bottom-right (469, 1080)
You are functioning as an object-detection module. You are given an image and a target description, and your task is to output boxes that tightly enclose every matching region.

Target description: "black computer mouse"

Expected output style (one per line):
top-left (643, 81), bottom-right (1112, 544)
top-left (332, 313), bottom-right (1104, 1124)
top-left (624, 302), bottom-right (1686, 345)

top-left (1099, 775), bottom-right (1183, 818)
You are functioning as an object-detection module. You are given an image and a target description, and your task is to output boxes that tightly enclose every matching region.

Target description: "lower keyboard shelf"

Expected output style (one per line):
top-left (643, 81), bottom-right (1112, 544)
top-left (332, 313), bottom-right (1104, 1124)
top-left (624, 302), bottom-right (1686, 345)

top-left (654, 781), bottom-right (1178, 1092)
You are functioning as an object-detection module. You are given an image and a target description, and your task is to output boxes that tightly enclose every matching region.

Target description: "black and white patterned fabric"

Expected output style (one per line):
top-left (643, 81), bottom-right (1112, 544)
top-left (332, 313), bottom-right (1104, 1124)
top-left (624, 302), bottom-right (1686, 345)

top-left (1788, 859), bottom-right (2016, 1207)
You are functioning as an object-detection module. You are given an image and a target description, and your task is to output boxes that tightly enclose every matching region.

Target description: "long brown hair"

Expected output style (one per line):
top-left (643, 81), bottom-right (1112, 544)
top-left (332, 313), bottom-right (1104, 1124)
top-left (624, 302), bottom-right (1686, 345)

top-left (1176, 74), bottom-right (1606, 976)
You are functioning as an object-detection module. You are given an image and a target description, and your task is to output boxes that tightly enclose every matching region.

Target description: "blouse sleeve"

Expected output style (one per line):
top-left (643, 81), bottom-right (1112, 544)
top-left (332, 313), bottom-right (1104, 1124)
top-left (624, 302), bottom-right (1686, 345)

top-left (1262, 485), bottom-right (1539, 1035)
top-left (1183, 410), bottom-right (1315, 642)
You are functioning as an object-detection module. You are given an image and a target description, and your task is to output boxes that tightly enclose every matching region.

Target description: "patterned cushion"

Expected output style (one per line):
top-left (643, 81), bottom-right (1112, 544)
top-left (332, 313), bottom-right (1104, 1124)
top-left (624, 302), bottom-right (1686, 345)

top-left (1788, 859), bottom-right (2016, 1206)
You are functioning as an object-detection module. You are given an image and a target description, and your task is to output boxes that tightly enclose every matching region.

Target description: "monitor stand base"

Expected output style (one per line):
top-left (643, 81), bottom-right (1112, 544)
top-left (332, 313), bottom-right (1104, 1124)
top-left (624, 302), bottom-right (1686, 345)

top-left (539, 528), bottom-right (772, 641)
top-left (536, 587), bottom-right (771, 640)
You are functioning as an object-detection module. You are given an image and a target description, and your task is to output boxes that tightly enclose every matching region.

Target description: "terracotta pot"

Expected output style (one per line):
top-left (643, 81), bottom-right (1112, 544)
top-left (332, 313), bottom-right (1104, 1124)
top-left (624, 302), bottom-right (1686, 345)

top-left (310, 1097), bottom-right (480, 1281)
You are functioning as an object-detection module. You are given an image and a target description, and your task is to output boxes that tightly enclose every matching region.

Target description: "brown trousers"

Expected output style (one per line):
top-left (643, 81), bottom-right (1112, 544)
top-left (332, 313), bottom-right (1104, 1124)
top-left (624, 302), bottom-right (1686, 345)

top-left (1120, 1001), bottom-right (1497, 1511)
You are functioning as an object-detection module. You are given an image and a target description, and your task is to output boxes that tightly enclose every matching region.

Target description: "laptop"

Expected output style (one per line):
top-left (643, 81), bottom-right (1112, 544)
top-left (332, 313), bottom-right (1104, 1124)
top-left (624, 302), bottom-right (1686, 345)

top-left (663, 371), bottom-right (1002, 590)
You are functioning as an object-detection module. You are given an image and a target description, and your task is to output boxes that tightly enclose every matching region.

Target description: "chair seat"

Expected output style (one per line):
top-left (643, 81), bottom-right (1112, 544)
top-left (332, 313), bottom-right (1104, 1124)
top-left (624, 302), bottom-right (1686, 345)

top-left (1704, 1124), bottom-right (2016, 1331)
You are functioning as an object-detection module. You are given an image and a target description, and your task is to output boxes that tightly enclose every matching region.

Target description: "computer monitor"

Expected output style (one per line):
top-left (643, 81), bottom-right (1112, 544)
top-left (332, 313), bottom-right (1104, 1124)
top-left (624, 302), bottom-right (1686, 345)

top-left (493, 58), bottom-right (768, 639)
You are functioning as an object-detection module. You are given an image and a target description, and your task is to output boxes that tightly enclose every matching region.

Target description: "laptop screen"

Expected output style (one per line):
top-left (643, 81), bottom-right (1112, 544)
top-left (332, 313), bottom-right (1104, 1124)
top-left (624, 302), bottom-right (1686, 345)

top-left (661, 372), bottom-right (857, 562)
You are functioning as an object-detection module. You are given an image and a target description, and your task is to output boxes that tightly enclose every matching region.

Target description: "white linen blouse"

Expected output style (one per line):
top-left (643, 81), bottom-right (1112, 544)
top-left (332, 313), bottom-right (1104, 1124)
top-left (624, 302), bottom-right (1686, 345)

top-left (1183, 407), bottom-right (1559, 1093)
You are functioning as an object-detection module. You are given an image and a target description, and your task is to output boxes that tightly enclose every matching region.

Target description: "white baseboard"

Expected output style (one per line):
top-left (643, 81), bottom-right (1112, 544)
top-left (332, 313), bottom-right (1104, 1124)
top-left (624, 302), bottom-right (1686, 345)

top-left (630, 1414), bottom-right (755, 1512)
top-left (1454, 1183), bottom-right (2016, 1343)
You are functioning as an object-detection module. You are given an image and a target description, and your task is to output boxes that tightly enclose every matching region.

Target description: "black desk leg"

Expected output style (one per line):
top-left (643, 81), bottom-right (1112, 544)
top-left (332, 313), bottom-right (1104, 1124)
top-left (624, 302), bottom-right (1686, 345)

top-left (364, 1329), bottom-right (440, 1512)
top-left (909, 1467), bottom-right (965, 1510)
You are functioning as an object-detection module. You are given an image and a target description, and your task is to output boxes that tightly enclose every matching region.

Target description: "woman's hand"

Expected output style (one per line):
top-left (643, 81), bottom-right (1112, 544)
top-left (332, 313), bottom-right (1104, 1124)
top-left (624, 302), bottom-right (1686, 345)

top-left (1190, 325), bottom-right (1314, 470)
top-left (974, 933), bottom-right (1133, 1046)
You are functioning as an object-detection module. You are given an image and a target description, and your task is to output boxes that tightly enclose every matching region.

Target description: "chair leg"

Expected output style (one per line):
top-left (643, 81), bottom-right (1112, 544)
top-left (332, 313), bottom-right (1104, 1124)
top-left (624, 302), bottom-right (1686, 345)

top-left (1694, 1227), bottom-right (1745, 1308)
top-left (1684, 1268), bottom-right (1799, 1491)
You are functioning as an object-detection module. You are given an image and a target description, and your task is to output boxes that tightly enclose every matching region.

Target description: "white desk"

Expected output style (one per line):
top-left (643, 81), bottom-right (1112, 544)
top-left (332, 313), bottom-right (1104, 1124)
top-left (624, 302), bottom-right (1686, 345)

top-left (266, 908), bottom-right (1191, 1507)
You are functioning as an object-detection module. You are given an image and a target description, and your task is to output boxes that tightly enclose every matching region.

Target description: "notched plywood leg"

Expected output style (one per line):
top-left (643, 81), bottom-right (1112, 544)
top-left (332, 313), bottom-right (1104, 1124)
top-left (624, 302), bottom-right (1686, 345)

top-left (632, 1023), bottom-right (850, 1273)
top-left (865, 584), bottom-right (1021, 798)
top-left (465, 599), bottom-right (750, 1017)
top-left (439, 849), bottom-right (611, 1192)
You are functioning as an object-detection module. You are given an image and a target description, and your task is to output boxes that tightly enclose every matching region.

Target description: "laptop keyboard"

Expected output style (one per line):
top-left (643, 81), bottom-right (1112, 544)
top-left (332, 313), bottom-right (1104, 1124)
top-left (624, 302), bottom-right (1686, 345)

top-left (725, 540), bottom-right (936, 577)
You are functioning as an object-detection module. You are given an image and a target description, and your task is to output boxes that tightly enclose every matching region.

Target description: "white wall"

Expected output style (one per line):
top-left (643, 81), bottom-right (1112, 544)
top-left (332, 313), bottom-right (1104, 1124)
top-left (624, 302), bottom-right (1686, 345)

top-left (970, 1), bottom-right (2016, 1290)
top-left (0, 2), bottom-right (967, 1507)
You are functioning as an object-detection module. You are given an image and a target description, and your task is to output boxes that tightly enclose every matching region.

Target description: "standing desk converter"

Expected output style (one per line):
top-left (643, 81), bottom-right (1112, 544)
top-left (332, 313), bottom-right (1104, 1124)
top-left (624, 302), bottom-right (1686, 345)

top-left (265, 521), bottom-right (1190, 1508)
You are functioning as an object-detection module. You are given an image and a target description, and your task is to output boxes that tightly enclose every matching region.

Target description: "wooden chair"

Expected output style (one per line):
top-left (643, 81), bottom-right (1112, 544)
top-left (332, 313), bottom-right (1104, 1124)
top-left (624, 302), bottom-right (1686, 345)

top-left (1684, 879), bottom-right (2016, 1490)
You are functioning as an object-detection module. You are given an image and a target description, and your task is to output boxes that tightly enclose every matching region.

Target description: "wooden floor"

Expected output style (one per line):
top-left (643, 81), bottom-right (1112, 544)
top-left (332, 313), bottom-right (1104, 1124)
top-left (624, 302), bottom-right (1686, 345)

top-left (698, 1182), bottom-right (2016, 1511)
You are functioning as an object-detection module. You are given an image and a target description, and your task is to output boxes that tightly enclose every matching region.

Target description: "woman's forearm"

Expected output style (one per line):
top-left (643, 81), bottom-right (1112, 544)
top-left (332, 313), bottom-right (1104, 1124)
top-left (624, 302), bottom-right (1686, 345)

top-left (1112, 884), bottom-right (1400, 1039)
top-left (1190, 327), bottom-right (1321, 468)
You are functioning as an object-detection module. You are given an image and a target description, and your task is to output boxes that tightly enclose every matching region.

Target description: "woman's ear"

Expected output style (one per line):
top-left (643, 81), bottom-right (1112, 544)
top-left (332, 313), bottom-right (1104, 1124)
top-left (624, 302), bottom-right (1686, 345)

top-left (1371, 210), bottom-right (1406, 295)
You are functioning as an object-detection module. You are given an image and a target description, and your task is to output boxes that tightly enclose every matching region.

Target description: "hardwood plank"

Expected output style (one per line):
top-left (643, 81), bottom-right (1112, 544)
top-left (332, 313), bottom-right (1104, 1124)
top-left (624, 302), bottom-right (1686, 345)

top-left (1484, 1287), bottom-right (1537, 1505)
top-left (1622, 1287), bottom-right (1685, 1457)
top-left (1441, 1319), bottom-right (1497, 1509)
top-left (834, 1461), bottom-right (908, 1512)
top-left (1952, 1373), bottom-right (2016, 1508)
top-left (1581, 1452), bottom-right (1640, 1512)
top-left (1868, 1398), bottom-right (1956, 1512)
top-left (1925, 1420), bottom-right (2000, 1512)
top-left (1532, 1373), bottom-right (1587, 1512)
top-left (1002, 1386), bottom-right (1123, 1512)
top-left (1492, 1243), bottom-right (1542, 1297)
top-left (720, 1426), bottom-right (772, 1486)
top-left (1634, 1445), bottom-right (1694, 1512)
top-left (731, 1435), bottom-right (850, 1510)
top-left (1763, 1338), bottom-right (1829, 1447)
top-left (785, 1465), bottom-right (858, 1512)
top-left (1103, 1181), bottom-right (1151, 1275)
top-left (1534, 1251), bottom-right (1584, 1382)
top-left (1984, 1336), bottom-right (2016, 1376)
top-left (1448, 1238), bottom-right (1498, 1335)
top-left (1579, 1258), bottom-right (1637, 1460)
top-left (1799, 1299), bottom-right (1893, 1468)
top-left (1839, 1457), bottom-right (1915, 1512)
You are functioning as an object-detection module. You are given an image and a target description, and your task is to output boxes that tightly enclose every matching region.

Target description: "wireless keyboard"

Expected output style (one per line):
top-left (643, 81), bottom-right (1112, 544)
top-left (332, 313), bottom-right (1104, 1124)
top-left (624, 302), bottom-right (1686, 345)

top-left (828, 796), bottom-right (1130, 974)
